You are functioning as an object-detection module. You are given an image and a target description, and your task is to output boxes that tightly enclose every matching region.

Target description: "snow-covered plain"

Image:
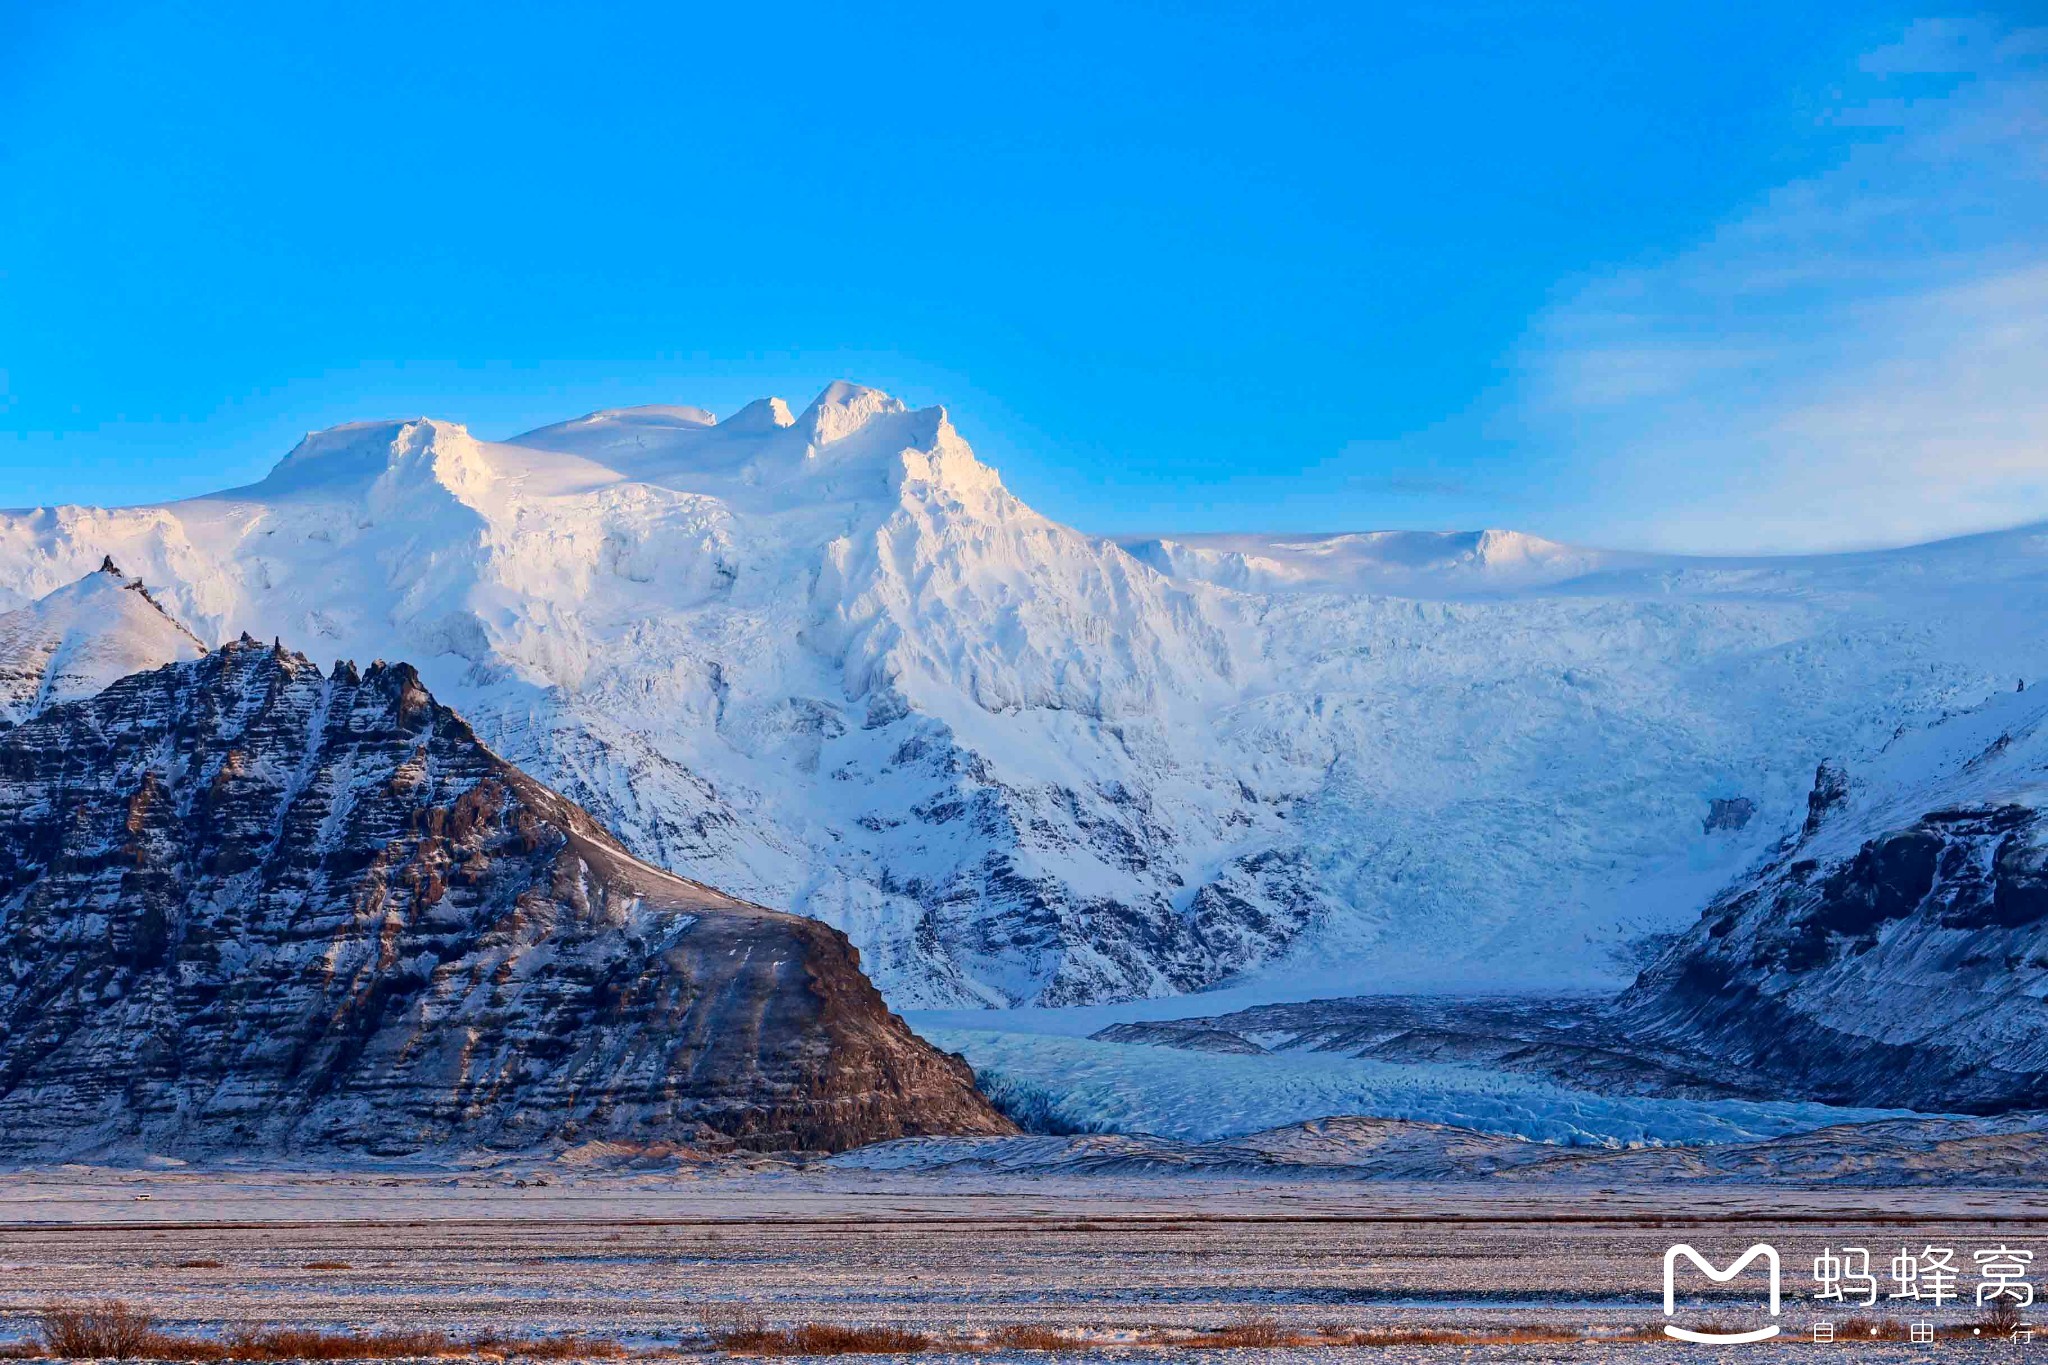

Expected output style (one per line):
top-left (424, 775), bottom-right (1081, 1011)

top-left (3, 383), bottom-right (2047, 1014)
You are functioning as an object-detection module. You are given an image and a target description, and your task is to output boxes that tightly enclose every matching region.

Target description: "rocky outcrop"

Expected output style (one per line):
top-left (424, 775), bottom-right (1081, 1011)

top-left (0, 639), bottom-right (1013, 1156)
top-left (1620, 797), bottom-right (2048, 1112)
top-left (1093, 995), bottom-right (1760, 1100)
top-left (1704, 797), bottom-right (1756, 833)
top-left (1803, 760), bottom-right (1852, 836)
top-left (1611, 686), bottom-right (2048, 1115)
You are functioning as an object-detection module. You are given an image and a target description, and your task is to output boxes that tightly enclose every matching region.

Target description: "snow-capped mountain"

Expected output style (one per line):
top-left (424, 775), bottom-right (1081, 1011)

top-left (0, 638), bottom-right (1010, 1155)
top-left (3, 383), bottom-right (2046, 1009)
top-left (0, 557), bottom-right (205, 725)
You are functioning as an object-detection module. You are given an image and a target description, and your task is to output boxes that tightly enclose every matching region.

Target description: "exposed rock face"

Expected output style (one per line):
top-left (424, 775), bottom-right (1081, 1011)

top-left (1704, 797), bottom-right (1756, 833)
top-left (1619, 694), bottom-right (2048, 1114)
top-left (1803, 760), bottom-right (1852, 837)
top-left (0, 640), bottom-right (1013, 1156)
top-left (1620, 803), bottom-right (2048, 1113)
top-left (1093, 995), bottom-right (1760, 1101)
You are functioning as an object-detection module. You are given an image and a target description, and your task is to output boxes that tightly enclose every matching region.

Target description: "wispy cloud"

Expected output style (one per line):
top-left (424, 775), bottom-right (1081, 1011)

top-left (1517, 17), bottom-right (2048, 553)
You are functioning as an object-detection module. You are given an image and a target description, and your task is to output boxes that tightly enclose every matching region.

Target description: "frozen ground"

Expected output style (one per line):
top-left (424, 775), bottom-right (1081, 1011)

top-left (1, 1167), bottom-right (2044, 1361)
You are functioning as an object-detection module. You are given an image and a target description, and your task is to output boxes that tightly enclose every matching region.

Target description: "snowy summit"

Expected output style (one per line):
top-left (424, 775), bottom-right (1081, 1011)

top-left (2, 383), bottom-right (2047, 1015)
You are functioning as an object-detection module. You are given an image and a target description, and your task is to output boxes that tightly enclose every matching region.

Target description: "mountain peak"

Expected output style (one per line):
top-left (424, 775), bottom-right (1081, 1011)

top-left (258, 417), bottom-right (480, 497)
top-left (0, 643), bottom-right (1014, 1153)
top-left (798, 381), bottom-right (909, 448)
top-left (0, 566), bottom-right (208, 726)
top-left (719, 396), bottom-right (797, 432)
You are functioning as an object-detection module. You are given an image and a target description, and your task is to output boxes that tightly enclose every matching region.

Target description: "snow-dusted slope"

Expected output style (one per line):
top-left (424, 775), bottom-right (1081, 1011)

top-left (1621, 680), bottom-right (2048, 1111)
top-left (0, 639), bottom-right (1011, 1155)
top-left (2, 384), bottom-right (2046, 1009)
top-left (0, 558), bottom-right (205, 725)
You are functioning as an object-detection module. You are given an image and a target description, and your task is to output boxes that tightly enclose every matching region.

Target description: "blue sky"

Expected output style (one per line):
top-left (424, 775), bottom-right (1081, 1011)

top-left (2, 2), bottom-right (2042, 551)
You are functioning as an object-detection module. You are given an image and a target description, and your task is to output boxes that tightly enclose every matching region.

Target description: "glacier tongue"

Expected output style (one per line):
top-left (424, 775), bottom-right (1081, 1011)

top-left (1, 385), bottom-right (2047, 1008)
top-left (920, 1026), bottom-right (1914, 1147)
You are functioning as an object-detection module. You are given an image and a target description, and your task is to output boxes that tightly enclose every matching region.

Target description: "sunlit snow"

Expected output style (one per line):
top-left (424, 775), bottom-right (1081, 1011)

top-left (2, 383), bottom-right (2046, 1011)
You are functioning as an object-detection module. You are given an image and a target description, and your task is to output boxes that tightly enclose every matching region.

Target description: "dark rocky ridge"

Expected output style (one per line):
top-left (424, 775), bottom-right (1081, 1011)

top-left (1617, 800), bottom-right (2048, 1113)
top-left (0, 639), bottom-right (1013, 1156)
top-left (1092, 995), bottom-right (1769, 1101)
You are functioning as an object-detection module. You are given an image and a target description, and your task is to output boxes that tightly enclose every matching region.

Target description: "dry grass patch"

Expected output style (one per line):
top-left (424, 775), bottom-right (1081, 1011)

top-left (695, 1305), bottom-right (768, 1341)
top-left (985, 1325), bottom-right (1073, 1351)
top-left (225, 1327), bottom-right (625, 1362)
top-left (716, 1323), bottom-right (933, 1356)
top-left (1357, 1325), bottom-right (1639, 1346)
top-left (469, 1333), bottom-right (628, 1360)
top-left (32, 1302), bottom-right (625, 1362)
top-left (230, 1328), bottom-right (453, 1360)
top-left (1180, 1317), bottom-right (1302, 1349)
top-left (40, 1303), bottom-right (190, 1360)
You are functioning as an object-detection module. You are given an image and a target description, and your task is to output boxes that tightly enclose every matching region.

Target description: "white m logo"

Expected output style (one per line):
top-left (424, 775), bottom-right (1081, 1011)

top-left (1662, 1243), bottom-right (1782, 1343)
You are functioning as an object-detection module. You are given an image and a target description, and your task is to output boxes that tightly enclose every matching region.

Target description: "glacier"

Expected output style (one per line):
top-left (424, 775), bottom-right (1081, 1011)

top-left (3, 381), bottom-right (2046, 1012)
top-left (918, 1027), bottom-right (1916, 1147)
